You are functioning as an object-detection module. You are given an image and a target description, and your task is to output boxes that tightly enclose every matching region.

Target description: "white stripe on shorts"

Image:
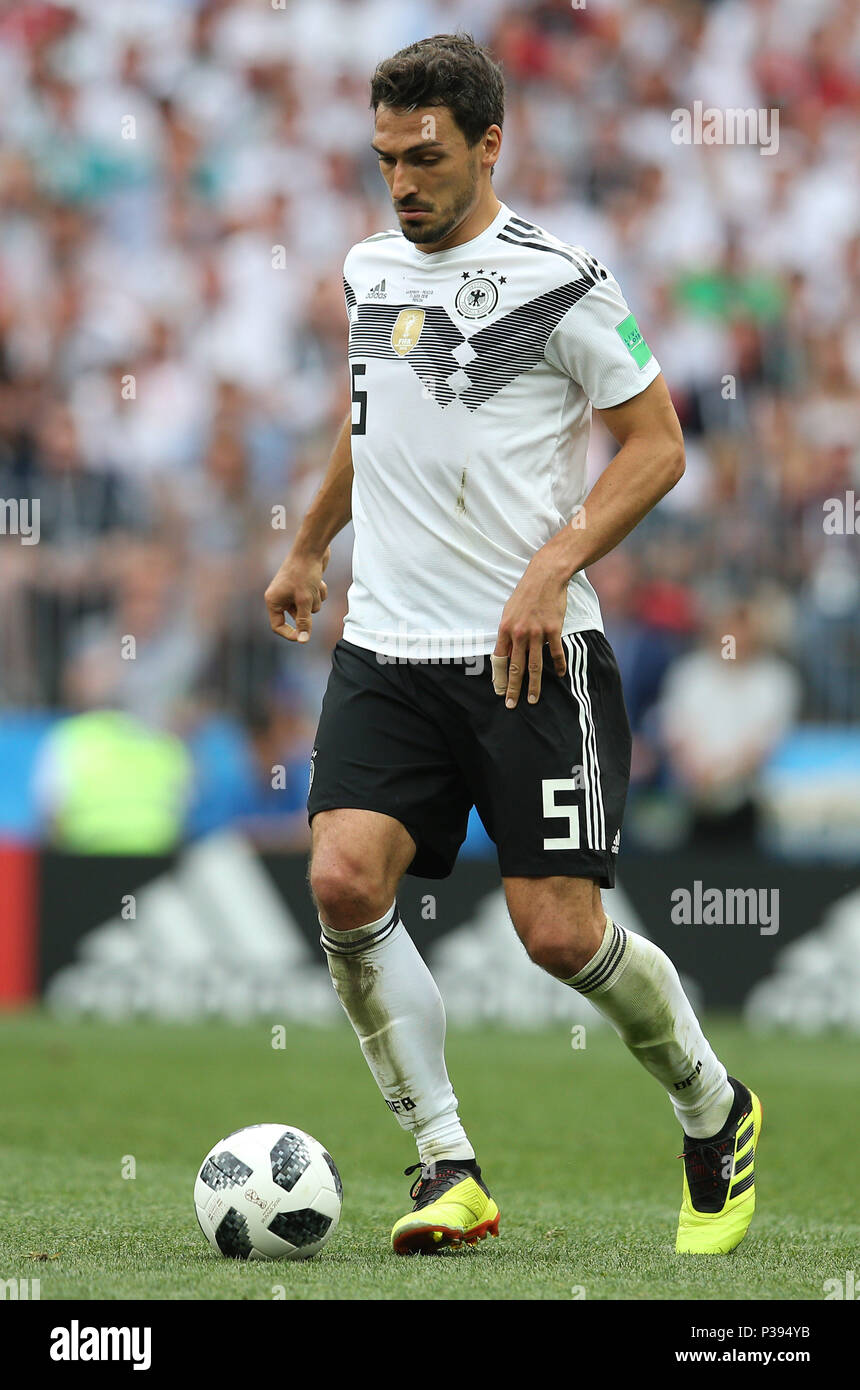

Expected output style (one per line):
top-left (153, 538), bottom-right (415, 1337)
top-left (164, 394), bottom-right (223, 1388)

top-left (564, 633), bottom-right (606, 851)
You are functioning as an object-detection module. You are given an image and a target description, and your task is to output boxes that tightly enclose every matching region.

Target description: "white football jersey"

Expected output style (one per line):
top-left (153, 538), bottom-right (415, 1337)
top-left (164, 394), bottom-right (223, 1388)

top-left (340, 200), bottom-right (661, 659)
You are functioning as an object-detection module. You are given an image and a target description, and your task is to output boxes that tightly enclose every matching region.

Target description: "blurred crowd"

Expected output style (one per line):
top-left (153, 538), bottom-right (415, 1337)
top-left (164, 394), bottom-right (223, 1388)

top-left (0, 0), bottom-right (858, 853)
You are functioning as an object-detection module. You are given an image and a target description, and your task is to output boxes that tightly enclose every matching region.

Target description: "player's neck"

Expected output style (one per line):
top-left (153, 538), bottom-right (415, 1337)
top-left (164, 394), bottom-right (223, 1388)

top-left (415, 190), bottom-right (503, 255)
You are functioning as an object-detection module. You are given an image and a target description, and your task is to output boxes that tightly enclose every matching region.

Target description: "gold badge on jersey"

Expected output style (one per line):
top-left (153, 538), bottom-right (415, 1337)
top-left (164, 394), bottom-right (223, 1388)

top-left (391, 309), bottom-right (425, 356)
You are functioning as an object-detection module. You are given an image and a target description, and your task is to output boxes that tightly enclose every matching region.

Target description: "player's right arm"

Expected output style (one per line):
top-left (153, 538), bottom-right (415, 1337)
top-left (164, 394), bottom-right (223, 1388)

top-left (264, 408), bottom-right (353, 642)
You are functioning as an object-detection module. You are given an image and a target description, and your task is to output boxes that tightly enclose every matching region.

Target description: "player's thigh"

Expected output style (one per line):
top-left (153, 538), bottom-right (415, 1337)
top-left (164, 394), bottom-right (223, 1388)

top-left (309, 807), bottom-right (417, 928)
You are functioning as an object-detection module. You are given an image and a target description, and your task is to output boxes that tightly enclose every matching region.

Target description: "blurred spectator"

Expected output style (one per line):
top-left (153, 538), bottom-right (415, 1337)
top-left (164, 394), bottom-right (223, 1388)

top-left (32, 708), bottom-right (193, 854)
top-left (185, 694), bottom-right (313, 845)
top-left (231, 697), bottom-right (318, 847)
top-left (658, 598), bottom-right (803, 846)
top-left (0, 399), bottom-right (146, 705)
top-left (591, 549), bottom-right (694, 788)
top-left (62, 535), bottom-right (207, 726)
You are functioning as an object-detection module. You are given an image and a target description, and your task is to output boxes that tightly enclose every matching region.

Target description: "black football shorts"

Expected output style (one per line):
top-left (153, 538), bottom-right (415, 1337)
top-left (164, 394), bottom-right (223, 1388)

top-left (307, 632), bottom-right (631, 885)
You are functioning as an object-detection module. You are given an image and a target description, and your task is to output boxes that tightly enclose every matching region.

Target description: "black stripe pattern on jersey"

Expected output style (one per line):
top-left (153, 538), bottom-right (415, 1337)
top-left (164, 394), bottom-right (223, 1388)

top-left (459, 276), bottom-right (594, 410)
top-left (348, 277), bottom-right (597, 412)
top-left (348, 304), bottom-right (465, 409)
top-left (343, 277), bottom-right (357, 314)
top-left (499, 219), bottom-right (609, 282)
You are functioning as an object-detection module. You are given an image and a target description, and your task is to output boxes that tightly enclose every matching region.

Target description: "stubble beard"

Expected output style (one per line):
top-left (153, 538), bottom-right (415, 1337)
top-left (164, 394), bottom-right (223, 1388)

top-left (398, 167), bottom-right (480, 247)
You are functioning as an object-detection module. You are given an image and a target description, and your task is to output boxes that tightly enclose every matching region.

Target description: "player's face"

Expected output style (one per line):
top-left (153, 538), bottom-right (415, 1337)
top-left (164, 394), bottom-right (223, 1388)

top-left (372, 105), bottom-right (485, 246)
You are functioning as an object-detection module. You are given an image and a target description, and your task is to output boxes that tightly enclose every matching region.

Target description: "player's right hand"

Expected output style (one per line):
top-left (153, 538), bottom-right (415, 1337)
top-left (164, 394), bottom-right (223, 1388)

top-left (264, 546), bottom-right (330, 642)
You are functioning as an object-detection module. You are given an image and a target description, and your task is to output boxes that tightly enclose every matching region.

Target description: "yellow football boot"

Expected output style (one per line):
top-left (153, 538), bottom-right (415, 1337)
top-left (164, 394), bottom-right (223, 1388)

top-left (676, 1077), bottom-right (763, 1254)
top-left (391, 1159), bottom-right (500, 1255)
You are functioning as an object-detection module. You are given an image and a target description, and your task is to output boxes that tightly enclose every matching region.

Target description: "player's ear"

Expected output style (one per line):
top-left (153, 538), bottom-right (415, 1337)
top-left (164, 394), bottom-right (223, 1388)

top-left (483, 124), bottom-right (502, 169)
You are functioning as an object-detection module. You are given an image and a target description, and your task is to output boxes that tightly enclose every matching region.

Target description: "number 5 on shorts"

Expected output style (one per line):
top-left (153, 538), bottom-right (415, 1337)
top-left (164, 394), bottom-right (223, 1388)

top-left (542, 777), bottom-right (581, 850)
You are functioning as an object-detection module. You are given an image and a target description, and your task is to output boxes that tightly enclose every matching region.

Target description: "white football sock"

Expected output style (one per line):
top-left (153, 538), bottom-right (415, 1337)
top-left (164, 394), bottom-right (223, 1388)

top-left (319, 902), bottom-right (474, 1164)
top-left (563, 916), bottom-right (735, 1138)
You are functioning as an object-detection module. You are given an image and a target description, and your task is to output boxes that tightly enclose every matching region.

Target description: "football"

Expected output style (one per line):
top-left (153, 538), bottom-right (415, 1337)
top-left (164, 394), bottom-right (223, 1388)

top-left (194, 1123), bottom-right (343, 1260)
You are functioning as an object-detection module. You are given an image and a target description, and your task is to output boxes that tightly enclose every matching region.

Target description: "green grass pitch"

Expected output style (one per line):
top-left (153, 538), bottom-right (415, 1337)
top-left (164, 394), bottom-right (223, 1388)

top-left (1, 1013), bottom-right (856, 1301)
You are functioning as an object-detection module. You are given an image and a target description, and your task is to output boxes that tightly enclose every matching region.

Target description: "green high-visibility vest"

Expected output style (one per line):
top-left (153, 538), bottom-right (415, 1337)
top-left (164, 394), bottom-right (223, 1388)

top-left (49, 711), bottom-right (192, 854)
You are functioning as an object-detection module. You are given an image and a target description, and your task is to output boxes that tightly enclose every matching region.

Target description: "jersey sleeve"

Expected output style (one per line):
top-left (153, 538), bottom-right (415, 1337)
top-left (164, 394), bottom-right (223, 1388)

top-left (544, 263), bottom-right (662, 409)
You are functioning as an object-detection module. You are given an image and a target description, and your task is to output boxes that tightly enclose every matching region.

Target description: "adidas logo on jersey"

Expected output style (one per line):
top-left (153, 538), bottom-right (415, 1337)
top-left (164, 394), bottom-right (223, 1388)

top-left (366, 278), bottom-right (387, 300)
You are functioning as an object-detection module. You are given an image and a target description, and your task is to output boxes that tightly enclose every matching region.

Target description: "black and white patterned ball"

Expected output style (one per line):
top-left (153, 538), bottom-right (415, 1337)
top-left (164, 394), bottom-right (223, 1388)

top-left (194, 1124), bottom-right (342, 1260)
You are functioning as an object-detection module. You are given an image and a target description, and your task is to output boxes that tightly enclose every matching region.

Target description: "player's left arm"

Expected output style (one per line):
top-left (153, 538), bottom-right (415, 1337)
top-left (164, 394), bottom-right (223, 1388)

top-left (552, 372), bottom-right (685, 573)
top-left (493, 373), bottom-right (685, 707)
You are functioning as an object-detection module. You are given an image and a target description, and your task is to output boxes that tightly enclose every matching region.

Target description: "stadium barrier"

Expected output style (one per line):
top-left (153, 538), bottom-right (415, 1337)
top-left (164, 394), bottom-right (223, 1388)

top-left (7, 831), bottom-right (856, 1028)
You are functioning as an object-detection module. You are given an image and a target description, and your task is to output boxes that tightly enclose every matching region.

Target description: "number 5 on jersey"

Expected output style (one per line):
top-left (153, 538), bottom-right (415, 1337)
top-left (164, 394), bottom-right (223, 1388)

top-left (351, 363), bottom-right (367, 434)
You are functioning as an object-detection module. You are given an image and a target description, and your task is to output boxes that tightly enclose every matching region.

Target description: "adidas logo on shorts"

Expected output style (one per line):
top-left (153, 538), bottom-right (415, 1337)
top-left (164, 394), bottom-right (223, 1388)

top-left (611, 829), bottom-right (620, 853)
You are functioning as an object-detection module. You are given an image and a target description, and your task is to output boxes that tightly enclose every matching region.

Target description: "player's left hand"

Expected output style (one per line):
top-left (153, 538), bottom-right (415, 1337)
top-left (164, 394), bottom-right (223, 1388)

top-left (492, 557), bottom-right (568, 707)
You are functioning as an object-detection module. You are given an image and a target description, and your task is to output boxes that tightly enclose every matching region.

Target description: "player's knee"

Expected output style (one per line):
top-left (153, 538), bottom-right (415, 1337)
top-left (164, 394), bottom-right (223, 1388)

top-left (310, 857), bottom-right (393, 933)
top-left (518, 914), bottom-right (604, 979)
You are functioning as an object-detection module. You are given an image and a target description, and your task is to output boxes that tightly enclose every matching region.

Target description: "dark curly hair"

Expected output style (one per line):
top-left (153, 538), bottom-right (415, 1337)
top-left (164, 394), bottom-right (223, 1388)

top-left (370, 33), bottom-right (504, 147)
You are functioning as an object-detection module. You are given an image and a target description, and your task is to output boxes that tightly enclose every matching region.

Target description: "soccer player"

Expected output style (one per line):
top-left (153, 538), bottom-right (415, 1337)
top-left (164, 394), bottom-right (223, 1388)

top-left (265, 34), bottom-right (761, 1256)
